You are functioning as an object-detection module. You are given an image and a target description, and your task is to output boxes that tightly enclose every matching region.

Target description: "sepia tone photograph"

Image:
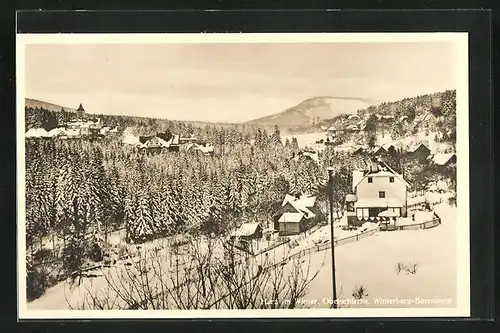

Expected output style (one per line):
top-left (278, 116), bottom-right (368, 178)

top-left (16, 33), bottom-right (470, 318)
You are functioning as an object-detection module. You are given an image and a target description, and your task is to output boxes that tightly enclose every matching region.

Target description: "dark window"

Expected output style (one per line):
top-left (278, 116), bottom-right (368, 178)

top-left (368, 177), bottom-right (373, 183)
top-left (389, 177), bottom-right (394, 183)
top-left (379, 191), bottom-right (386, 198)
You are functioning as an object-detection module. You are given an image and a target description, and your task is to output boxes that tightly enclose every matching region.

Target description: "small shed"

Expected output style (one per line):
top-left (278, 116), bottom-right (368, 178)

top-left (432, 153), bottom-right (456, 167)
top-left (233, 223), bottom-right (263, 241)
top-left (407, 143), bottom-right (431, 160)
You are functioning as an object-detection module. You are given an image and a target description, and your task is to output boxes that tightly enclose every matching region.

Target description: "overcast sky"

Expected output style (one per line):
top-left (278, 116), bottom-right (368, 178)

top-left (24, 42), bottom-right (457, 123)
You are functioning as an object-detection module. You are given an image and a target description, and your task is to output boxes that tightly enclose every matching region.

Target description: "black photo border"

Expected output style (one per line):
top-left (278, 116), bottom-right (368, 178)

top-left (1, 6), bottom-right (494, 333)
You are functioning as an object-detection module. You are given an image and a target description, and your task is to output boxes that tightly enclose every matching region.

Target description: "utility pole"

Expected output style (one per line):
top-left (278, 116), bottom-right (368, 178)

top-left (327, 167), bottom-right (338, 308)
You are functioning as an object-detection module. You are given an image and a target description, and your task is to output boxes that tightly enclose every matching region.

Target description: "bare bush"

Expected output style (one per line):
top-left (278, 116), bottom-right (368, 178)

top-left (68, 236), bottom-right (324, 310)
top-left (396, 261), bottom-right (419, 275)
top-left (352, 284), bottom-right (369, 300)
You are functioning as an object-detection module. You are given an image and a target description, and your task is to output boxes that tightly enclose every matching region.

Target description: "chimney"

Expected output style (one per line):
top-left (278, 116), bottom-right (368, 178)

top-left (370, 161), bottom-right (379, 173)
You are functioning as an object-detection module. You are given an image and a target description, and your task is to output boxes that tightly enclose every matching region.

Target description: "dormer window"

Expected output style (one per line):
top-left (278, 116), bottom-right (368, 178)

top-left (389, 177), bottom-right (394, 183)
top-left (368, 177), bottom-right (373, 183)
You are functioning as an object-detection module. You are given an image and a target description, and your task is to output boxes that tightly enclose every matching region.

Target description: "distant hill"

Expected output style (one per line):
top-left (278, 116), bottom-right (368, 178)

top-left (25, 98), bottom-right (77, 113)
top-left (246, 96), bottom-right (378, 131)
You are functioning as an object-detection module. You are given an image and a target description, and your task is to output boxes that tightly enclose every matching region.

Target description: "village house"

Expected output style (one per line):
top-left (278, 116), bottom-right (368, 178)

top-left (168, 134), bottom-right (181, 152)
top-left (293, 150), bottom-right (319, 164)
top-left (381, 142), bottom-right (401, 156)
top-left (407, 143), bottom-right (431, 161)
top-left (345, 159), bottom-right (410, 226)
top-left (345, 124), bottom-right (360, 133)
top-left (179, 135), bottom-right (197, 144)
top-left (273, 194), bottom-right (321, 236)
top-left (432, 153), bottom-right (456, 168)
top-left (327, 125), bottom-right (344, 137)
top-left (47, 127), bottom-right (67, 138)
top-left (138, 136), bottom-right (169, 154)
top-left (229, 223), bottom-right (263, 253)
top-left (25, 128), bottom-right (50, 139)
top-left (231, 223), bottom-right (263, 242)
top-left (370, 146), bottom-right (388, 157)
top-left (62, 129), bottom-right (81, 140)
top-left (186, 143), bottom-right (215, 156)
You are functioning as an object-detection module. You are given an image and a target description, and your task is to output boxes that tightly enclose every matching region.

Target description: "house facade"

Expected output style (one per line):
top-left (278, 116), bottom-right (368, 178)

top-left (346, 160), bottom-right (410, 226)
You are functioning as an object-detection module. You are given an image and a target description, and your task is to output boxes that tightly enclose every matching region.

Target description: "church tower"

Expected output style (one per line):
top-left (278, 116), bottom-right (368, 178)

top-left (76, 103), bottom-right (85, 118)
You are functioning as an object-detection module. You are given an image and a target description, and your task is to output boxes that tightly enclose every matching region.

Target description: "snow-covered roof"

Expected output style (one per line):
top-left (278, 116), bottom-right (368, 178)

top-left (408, 142), bottom-right (430, 153)
top-left (378, 209), bottom-right (400, 217)
top-left (47, 127), bottom-right (66, 137)
top-left (235, 223), bottom-right (261, 236)
top-left (281, 194), bottom-right (316, 219)
top-left (295, 151), bottom-right (319, 163)
top-left (352, 161), bottom-right (411, 189)
top-left (190, 143), bottom-right (214, 154)
top-left (372, 146), bottom-right (387, 154)
top-left (432, 153), bottom-right (456, 166)
top-left (382, 141), bottom-right (400, 151)
top-left (352, 170), bottom-right (364, 192)
top-left (65, 129), bottom-right (80, 137)
top-left (278, 212), bottom-right (304, 223)
top-left (25, 128), bottom-right (50, 138)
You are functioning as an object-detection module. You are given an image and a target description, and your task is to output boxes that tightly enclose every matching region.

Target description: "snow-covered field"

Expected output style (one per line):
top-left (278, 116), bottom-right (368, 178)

top-left (27, 200), bottom-right (456, 310)
top-left (303, 203), bottom-right (457, 308)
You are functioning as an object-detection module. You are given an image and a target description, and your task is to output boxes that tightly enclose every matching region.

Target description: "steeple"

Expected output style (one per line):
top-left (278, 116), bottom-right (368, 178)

top-left (76, 103), bottom-right (85, 118)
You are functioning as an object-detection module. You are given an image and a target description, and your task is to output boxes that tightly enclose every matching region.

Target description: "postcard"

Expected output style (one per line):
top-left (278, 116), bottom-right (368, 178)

top-left (17, 32), bottom-right (470, 319)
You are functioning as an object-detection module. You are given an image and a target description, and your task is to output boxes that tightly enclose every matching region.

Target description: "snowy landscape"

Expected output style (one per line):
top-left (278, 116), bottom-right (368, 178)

top-left (21, 41), bottom-right (461, 313)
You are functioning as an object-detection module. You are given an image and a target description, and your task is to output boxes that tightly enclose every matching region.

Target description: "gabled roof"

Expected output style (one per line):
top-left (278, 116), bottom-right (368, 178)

top-left (281, 194), bottom-right (316, 219)
top-left (48, 127), bottom-right (66, 137)
top-left (235, 223), bottom-right (261, 237)
top-left (352, 170), bottom-right (365, 191)
top-left (76, 103), bottom-right (85, 112)
top-left (408, 142), bottom-right (430, 153)
top-left (25, 128), bottom-right (50, 138)
top-left (352, 160), bottom-right (411, 189)
top-left (65, 129), bottom-right (80, 137)
top-left (432, 153), bottom-right (456, 166)
top-left (143, 136), bottom-right (170, 148)
top-left (294, 151), bottom-right (319, 164)
top-left (190, 143), bottom-right (215, 154)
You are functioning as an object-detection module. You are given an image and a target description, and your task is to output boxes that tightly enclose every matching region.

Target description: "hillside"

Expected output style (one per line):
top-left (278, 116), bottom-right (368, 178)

top-left (324, 90), bottom-right (457, 148)
top-left (25, 98), bottom-right (77, 113)
top-left (246, 96), bottom-right (377, 133)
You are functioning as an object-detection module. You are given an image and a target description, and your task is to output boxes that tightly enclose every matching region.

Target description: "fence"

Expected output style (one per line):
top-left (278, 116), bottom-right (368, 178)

top-left (272, 213), bottom-right (443, 267)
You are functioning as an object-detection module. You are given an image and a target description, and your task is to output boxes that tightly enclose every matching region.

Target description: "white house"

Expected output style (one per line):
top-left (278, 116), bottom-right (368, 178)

top-left (346, 160), bottom-right (410, 225)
